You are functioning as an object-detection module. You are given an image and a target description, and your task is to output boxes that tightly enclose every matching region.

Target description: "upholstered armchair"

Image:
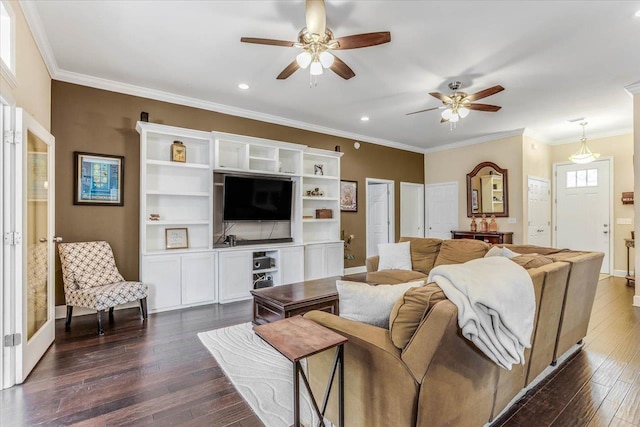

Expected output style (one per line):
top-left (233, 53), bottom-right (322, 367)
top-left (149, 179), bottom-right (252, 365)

top-left (58, 241), bottom-right (148, 335)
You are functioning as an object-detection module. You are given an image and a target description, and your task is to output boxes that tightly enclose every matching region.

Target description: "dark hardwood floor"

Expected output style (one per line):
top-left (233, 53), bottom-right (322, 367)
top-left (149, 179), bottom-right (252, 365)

top-left (0, 276), bottom-right (638, 426)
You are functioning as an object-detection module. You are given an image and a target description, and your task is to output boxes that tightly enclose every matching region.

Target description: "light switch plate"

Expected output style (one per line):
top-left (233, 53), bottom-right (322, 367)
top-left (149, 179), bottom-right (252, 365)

top-left (507, 218), bottom-right (517, 224)
top-left (617, 218), bottom-right (632, 225)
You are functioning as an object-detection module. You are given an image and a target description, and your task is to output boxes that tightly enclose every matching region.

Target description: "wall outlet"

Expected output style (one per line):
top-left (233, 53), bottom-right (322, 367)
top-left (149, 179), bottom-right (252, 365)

top-left (616, 218), bottom-right (632, 225)
top-left (507, 218), bottom-right (517, 224)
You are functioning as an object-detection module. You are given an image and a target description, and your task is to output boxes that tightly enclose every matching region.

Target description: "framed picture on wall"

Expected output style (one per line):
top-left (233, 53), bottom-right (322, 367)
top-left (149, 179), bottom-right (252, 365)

top-left (74, 152), bottom-right (124, 206)
top-left (340, 180), bottom-right (358, 212)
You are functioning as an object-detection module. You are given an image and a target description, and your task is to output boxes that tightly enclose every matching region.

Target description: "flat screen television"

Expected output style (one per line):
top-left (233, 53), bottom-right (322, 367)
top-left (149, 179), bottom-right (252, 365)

top-left (223, 175), bottom-right (293, 222)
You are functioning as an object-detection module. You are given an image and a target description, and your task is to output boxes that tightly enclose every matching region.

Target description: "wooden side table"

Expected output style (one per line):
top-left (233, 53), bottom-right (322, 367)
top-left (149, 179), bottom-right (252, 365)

top-left (625, 238), bottom-right (635, 286)
top-left (254, 316), bottom-right (347, 427)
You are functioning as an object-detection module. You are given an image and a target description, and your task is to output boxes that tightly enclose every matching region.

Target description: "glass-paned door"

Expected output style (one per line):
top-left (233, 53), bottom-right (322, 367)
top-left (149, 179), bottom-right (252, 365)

top-left (16, 109), bottom-right (55, 383)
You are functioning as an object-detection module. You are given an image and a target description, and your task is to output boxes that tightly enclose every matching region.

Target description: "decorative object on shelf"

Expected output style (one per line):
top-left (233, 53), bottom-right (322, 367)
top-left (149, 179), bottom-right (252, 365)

top-left (140, 111), bottom-right (149, 122)
top-left (471, 189), bottom-right (479, 213)
top-left (314, 164), bottom-right (324, 175)
top-left (149, 213), bottom-right (160, 221)
top-left (479, 214), bottom-right (488, 232)
top-left (470, 216), bottom-right (477, 232)
top-left (170, 140), bottom-right (186, 163)
top-left (632, 231), bottom-right (635, 240)
top-left (488, 215), bottom-right (498, 232)
top-left (308, 187), bottom-right (325, 197)
top-left (622, 192), bottom-right (634, 205)
top-left (316, 209), bottom-right (333, 219)
top-left (569, 121), bottom-right (599, 164)
top-left (303, 215), bottom-right (314, 219)
top-left (165, 227), bottom-right (189, 250)
top-left (335, 145), bottom-right (341, 152)
top-left (340, 180), bottom-right (357, 212)
top-left (74, 151), bottom-right (124, 206)
top-left (341, 230), bottom-right (355, 260)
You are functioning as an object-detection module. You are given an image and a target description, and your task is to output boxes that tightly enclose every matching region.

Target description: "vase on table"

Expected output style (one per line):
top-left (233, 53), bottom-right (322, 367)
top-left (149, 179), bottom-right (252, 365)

top-left (488, 215), bottom-right (498, 232)
top-left (470, 216), bottom-right (477, 232)
top-left (479, 214), bottom-right (488, 232)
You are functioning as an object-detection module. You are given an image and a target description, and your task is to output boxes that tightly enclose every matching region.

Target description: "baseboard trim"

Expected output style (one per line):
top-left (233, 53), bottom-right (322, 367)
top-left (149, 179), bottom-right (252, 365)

top-left (344, 266), bottom-right (367, 275)
top-left (55, 302), bottom-right (139, 320)
top-left (634, 295), bottom-right (640, 308)
top-left (613, 269), bottom-right (634, 277)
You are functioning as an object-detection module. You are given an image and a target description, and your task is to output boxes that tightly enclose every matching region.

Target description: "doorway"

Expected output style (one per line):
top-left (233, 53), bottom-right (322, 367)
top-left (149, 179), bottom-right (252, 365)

top-left (366, 178), bottom-right (394, 258)
top-left (400, 182), bottom-right (425, 238)
top-left (426, 182), bottom-right (459, 239)
top-left (527, 176), bottom-right (551, 246)
top-left (554, 159), bottom-right (612, 274)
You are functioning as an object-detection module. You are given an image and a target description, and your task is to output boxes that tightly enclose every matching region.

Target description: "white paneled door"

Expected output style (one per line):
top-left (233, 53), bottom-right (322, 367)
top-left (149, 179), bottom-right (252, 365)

top-left (555, 159), bottom-right (611, 274)
top-left (527, 176), bottom-right (551, 247)
top-left (400, 182), bottom-right (425, 238)
top-left (366, 180), bottom-right (393, 257)
top-left (426, 182), bottom-right (459, 240)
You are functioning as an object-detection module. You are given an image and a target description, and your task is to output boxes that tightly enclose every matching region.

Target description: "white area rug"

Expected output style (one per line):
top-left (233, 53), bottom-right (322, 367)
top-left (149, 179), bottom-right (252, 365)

top-left (198, 322), bottom-right (323, 427)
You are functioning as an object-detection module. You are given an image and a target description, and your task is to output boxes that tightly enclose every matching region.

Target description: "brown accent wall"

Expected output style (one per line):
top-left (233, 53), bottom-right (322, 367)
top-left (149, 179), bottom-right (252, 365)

top-left (52, 81), bottom-right (424, 305)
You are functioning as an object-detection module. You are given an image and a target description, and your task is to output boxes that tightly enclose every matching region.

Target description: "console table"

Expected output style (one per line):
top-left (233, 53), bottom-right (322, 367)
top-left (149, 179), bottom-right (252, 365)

top-left (625, 238), bottom-right (635, 286)
top-left (451, 230), bottom-right (514, 244)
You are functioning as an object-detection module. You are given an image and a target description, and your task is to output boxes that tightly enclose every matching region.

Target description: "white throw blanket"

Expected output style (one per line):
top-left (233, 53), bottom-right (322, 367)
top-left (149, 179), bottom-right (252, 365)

top-left (428, 257), bottom-right (535, 370)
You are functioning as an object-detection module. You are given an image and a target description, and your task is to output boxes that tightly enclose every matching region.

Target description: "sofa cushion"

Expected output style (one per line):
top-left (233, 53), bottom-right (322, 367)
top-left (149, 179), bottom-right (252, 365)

top-left (399, 237), bottom-right (443, 275)
top-left (336, 280), bottom-right (424, 328)
top-left (434, 239), bottom-right (490, 267)
top-left (511, 254), bottom-right (554, 269)
top-left (366, 269), bottom-right (428, 285)
top-left (389, 283), bottom-right (446, 349)
top-left (377, 241), bottom-right (412, 271)
top-left (76, 268), bottom-right (125, 289)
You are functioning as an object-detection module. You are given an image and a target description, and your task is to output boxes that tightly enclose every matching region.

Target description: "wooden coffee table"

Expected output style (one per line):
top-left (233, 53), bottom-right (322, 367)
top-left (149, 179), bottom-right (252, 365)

top-left (254, 316), bottom-right (347, 427)
top-left (250, 277), bottom-right (340, 325)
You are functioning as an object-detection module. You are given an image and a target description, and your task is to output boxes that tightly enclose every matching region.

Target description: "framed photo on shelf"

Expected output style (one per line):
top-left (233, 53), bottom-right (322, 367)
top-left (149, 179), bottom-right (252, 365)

top-left (165, 228), bottom-right (189, 250)
top-left (170, 140), bottom-right (186, 162)
top-left (74, 152), bottom-right (124, 206)
top-left (340, 180), bottom-right (358, 212)
top-left (314, 164), bottom-right (324, 176)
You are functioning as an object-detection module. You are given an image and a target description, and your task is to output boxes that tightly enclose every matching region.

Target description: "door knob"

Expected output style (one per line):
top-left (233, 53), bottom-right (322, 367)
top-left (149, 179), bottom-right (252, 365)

top-left (53, 236), bottom-right (63, 243)
top-left (603, 231), bottom-right (608, 234)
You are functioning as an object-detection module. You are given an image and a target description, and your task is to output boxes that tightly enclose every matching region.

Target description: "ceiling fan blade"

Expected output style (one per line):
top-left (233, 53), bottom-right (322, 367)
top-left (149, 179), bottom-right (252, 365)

top-left (306, 0), bottom-right (326, 36)
top-left (333, 32), bottom-right (391, 50)
top-left (406, 106), bottom-right (441, 115)
top-left (240, 37), bottom-right (296, 47)
top-left (276, 60), bottom-right (300, 79)
top-left (467, 103), bottom-right (502, 112)
top-left (330, 55), bottom-right (356, 80)
top-left (464, 85), bottom-right (505, 102)
top-left (429, 92), bottom-right (453, 104)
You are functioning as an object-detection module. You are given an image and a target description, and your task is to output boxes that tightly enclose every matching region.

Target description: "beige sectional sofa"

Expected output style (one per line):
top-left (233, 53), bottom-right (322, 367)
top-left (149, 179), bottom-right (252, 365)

top-left (304, 237), bottom-right (604, 427)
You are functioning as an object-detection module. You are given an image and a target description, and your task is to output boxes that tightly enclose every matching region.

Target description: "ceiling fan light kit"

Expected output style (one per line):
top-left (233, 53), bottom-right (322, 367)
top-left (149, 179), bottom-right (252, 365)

top-left (569, 121), bottom-right (600, 164)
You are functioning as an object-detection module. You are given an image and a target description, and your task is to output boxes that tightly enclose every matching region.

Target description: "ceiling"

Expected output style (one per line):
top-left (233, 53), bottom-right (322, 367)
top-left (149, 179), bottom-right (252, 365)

top-left (24, 1), bottom-right (640, 151)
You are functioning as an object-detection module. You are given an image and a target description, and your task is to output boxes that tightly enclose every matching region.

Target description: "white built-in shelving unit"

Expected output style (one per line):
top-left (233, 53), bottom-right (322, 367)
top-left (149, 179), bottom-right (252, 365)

top-left (137, 122), bottom-right (343, 311)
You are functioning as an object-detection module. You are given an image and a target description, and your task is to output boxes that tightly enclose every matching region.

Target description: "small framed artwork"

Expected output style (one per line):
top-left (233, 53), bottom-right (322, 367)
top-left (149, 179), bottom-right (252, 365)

top-left (171, 141), bottom-right (186, 162)
top-left (340, 180), bottom-right (358, 212)
top-left (74, 152), bottom-right (124, 206)
top-left (165, 227), bottom-right (189, 250)
top-left (314, 164), bottom-right (324, 176)
top-left (472, 189), bottom-right (479, 212)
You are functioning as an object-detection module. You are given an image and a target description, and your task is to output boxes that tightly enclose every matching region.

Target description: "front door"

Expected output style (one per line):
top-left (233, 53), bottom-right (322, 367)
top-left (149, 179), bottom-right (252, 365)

top-left (527, 176), bottom-right (551, 247)
top-left (555, 159), bottom-right (611, 274)
top-left (426, 182), bottom-right (459, 240)
top-left (15, 109), bottom-right (56, 383)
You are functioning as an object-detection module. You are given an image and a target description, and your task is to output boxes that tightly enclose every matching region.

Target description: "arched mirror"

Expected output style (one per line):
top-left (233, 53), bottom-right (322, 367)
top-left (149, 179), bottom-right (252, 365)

top-left (466, 161), bottom-right (509, 217)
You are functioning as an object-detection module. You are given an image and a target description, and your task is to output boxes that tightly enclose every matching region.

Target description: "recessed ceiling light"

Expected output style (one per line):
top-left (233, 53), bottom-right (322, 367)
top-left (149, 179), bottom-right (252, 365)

top-left (238, 83), bottom-right (250, 90)
top-left (360, 116), bottom-right (369, 121)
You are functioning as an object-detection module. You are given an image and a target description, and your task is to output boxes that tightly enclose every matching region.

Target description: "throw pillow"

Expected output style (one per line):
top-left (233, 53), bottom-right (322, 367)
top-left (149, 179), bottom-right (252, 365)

top-left (76, 268), bottom-right (125, 289)
top-left (377, 241), bottom-right (412, 271)
top-left (336, 280), bottom-right (424, 328)
top-left (485, 246), bottom-right (521, 259)
top-left (389, 283), bottom-right (446, 349)
top-left (434, 239), bottom-right (490, 267)
top-left (398, 237), bottom-right (443, 275)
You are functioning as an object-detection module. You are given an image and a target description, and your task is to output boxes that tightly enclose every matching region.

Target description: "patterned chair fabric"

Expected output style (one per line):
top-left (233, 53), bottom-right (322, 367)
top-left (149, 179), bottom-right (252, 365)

top-left (58, 241), bottom-right (148, 312)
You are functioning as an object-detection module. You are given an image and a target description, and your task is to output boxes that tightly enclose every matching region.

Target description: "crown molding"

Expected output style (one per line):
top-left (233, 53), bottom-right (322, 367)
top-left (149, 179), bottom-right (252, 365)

top-left (423, 128), bottom-right (526, 154)
top-left (625, 81), bottom-right (640, 95)
top-left (547, 128), bottom-right (633, 146)
top-left (522, 128), bottom-right (551, 145)
top-left (18, 0), bottom-right (59, 77)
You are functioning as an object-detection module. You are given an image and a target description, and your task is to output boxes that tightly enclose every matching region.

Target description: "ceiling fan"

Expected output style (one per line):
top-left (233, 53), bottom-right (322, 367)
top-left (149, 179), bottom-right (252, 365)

top-left (240, 0), bottom-right (391, 81)
top-left (407, 81), bottom-right (504, 123)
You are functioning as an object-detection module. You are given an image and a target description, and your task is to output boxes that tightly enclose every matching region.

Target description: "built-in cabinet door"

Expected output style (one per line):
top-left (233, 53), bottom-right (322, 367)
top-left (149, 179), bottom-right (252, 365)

top-left (325, 243), bottom-right (344, 277)
top-left (218, 251), bottom-right (253, 302)
top-left (181, 253), bottom-right (216, 304)
top-left (280, 246), bottom-right (304, 285)
top-left (142, 255), bottom-right (181, 311)
top-left (304, 244), bottom-right (326, 281)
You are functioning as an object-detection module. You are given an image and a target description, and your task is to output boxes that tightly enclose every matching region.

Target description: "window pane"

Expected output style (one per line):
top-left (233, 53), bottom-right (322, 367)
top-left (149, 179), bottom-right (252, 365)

top-left (0, 2), bottom-right (12, 70)
top-left (566, 171), bottom-right (576, 188)
top-left (587, 169), bottom-right (598, 187)
top-left (576, 170), bottom-right (587, 187)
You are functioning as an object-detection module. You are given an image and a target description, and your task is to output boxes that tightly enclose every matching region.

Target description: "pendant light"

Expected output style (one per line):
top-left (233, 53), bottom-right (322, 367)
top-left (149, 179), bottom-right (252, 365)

top-left (569, 122), bottom-right (600, 164)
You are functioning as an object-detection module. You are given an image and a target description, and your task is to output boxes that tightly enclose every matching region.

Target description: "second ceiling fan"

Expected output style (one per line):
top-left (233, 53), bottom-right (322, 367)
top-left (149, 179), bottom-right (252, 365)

top-left (240, 0), bottom-right (391, 80)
